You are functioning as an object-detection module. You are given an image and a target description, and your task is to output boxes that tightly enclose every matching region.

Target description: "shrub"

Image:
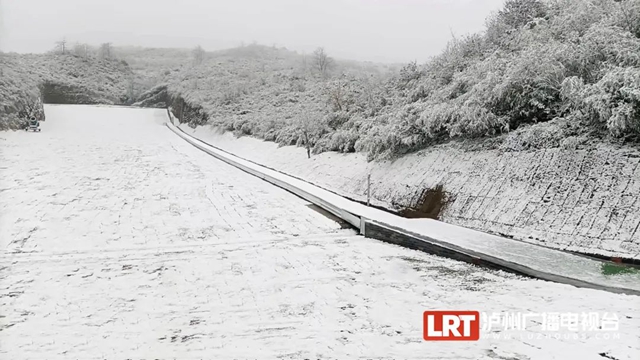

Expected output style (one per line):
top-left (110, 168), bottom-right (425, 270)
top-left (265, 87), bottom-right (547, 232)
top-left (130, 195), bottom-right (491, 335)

top-left (314, 129), bottom-right (360, 153)
top-left (563, 67), bottom-right (640, 137)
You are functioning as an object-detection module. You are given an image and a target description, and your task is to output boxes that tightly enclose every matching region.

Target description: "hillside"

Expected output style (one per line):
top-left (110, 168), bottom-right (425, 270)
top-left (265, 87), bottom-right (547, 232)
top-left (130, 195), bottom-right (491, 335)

top-left (0, 52), bottom-right (135, 129)
top-left (112, 46), bottom-right (192, 94)
top-left (154, 45), bottom-right (396, 147)
top-left (148, 0), bottom-right (640, 160)
top-left (3, 0), bottom-right (639, 152)
top-left (0, 54), bottom-right (44, 129)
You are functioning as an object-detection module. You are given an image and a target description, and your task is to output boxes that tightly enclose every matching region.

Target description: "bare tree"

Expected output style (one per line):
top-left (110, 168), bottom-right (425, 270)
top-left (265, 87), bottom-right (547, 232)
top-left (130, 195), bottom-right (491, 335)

top-left (192, 45), bottom-right (205, 65)
top-left (362, 74), bottom-right (382, 111)
top-left (296, 111), bottom-right (322, 158)
top-left (55, 38), bottom-right (68, 54)
top-left (327, 78), bottom-right (345, 112)
top-left (313, 47), bottom-right (333, 78)
top-left (99, 42), bottom-right (112, 60)
top-left (72, 42), bottom-right (83, 57)
top-left (72, 42), bottom-right (90, 58)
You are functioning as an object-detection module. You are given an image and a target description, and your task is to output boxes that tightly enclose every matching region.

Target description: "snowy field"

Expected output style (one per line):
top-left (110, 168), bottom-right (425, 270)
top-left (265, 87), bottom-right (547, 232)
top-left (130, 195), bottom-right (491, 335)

top-left (0, 105), bottom-right (638, 359)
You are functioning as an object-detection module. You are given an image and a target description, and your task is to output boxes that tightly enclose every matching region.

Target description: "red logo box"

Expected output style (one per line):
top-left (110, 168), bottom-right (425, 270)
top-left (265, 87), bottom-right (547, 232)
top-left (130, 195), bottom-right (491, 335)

top-left (423, 311), bottom-right (480, 341)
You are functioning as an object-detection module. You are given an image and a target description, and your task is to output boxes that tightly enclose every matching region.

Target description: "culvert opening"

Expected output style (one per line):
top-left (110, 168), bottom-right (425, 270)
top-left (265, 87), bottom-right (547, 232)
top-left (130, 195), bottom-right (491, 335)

top-left (397, 184), bottom-right (454, 220)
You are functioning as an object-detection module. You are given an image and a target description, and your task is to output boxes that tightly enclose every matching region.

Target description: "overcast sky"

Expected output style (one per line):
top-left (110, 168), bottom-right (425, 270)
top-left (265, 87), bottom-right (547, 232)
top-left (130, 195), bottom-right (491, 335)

top-left (0, 0), bottom-right (505, 63)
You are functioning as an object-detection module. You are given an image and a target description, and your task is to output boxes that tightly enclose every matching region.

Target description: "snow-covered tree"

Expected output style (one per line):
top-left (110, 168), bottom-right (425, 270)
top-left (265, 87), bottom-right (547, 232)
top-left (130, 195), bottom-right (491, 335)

top-left (615, 0), bottom-right (640, 37)
top-left (192, 45), bottom-right (205, 65)
top-left (498, 0), bottom-right (547, 29)
top-left (54, 38), bottom-right (68, 55)
top-left (313, 47), bottom-right (333, 78)
top-left (295, 111), bottom-right (322, 158)
top-left (72, 42), bottom-right (91, 58)
top-left (99, 43), bottom-right (112, 60)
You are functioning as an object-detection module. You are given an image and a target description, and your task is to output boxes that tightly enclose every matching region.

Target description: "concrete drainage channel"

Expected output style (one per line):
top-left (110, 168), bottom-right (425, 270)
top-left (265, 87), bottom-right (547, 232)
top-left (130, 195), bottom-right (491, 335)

top-left (165, 119), bottom-right (640, 297)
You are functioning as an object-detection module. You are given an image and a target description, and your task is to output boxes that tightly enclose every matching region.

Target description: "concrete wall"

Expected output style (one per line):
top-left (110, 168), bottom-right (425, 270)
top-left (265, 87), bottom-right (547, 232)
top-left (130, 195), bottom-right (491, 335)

top-left (181, 126), bottom-right (640, 260)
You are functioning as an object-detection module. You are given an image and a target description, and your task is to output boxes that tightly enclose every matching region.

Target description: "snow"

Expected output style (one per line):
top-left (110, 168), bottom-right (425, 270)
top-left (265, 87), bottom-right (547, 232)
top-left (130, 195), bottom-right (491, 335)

top-left (171, 123), bottom-right (640, 294)
top-left (0, 105), bottom-right (638, 359)
top-left (177, 125), bottom-right (640, 261)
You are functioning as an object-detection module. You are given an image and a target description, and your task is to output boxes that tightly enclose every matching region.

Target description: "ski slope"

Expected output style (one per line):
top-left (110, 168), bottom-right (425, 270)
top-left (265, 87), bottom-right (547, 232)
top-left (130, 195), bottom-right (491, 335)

top-left (0, 105), bottom-right (638, 359)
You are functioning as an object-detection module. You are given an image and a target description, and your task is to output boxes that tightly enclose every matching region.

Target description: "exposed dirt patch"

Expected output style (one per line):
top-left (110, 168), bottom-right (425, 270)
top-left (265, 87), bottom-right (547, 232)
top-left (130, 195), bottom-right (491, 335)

top-left (396, 184), bottom-right (455, 220)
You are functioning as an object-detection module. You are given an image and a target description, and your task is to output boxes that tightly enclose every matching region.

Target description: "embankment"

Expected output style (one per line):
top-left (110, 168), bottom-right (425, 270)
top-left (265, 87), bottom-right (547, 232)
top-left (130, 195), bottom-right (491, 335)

top-left (178, 125), bottom-right (640, 261)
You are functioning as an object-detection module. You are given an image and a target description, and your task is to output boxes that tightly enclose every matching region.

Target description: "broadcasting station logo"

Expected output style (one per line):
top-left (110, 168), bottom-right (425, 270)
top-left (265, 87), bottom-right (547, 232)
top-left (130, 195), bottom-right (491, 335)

top-left (423, 311), bottom-right (620, 341)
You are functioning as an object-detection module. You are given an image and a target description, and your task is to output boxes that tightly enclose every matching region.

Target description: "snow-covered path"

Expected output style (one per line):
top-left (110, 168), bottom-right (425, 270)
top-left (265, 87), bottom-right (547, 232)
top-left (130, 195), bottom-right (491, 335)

top-left (0, 105), bottom-right (638, 359)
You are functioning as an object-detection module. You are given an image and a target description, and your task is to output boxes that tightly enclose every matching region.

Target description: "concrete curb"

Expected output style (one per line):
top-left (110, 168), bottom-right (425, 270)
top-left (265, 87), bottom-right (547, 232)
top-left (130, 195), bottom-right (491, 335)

top-left (166, 122), bottom-right (640, 297)
top-left (166, 123), bottom-right (362, 229)
top-left (363, 221), bottom-right (639, 296)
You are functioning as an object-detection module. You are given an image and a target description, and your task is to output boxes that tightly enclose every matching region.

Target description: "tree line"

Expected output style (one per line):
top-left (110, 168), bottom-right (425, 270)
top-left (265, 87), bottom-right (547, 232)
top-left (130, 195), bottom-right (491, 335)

top-left (190, 43), bottom-right (335, 78)
top-left (53, 38), bottom-right (115, 60)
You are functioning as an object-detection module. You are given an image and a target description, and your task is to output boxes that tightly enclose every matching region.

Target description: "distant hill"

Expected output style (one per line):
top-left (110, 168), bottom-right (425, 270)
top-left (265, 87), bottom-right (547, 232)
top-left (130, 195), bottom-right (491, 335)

top-left (136, 43), bottom-right (399, 151)
top-left (112, 46), bottom-right (192, 91)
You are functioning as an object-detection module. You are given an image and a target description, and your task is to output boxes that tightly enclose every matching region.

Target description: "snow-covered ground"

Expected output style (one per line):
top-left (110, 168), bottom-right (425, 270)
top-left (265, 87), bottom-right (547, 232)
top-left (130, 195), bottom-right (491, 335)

top-left (0, 105), bottom-right (638, 359)
top-left (168, 122), bottom-right (640, 294)
top-left (176, 125), bottom-right (640, 260)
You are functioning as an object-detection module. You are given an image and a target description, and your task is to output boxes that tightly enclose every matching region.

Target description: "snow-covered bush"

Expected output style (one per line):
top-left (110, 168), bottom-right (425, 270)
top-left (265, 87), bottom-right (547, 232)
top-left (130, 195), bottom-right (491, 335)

top-left (314, 128), bottom-right (360, 153)
top-left (563, 67), bottom-right (640, 137)
top-left (500, 118), bottom-right (577, 151)
top-left (148, 0), bottom-right (640, 159)
top-left (0, 54), bottom-right (45, 129)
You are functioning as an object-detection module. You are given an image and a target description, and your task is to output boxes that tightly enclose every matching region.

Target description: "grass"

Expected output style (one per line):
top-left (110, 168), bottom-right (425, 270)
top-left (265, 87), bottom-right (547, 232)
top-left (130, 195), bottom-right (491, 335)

top-left (600, 263), bottom-right (640, 276)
